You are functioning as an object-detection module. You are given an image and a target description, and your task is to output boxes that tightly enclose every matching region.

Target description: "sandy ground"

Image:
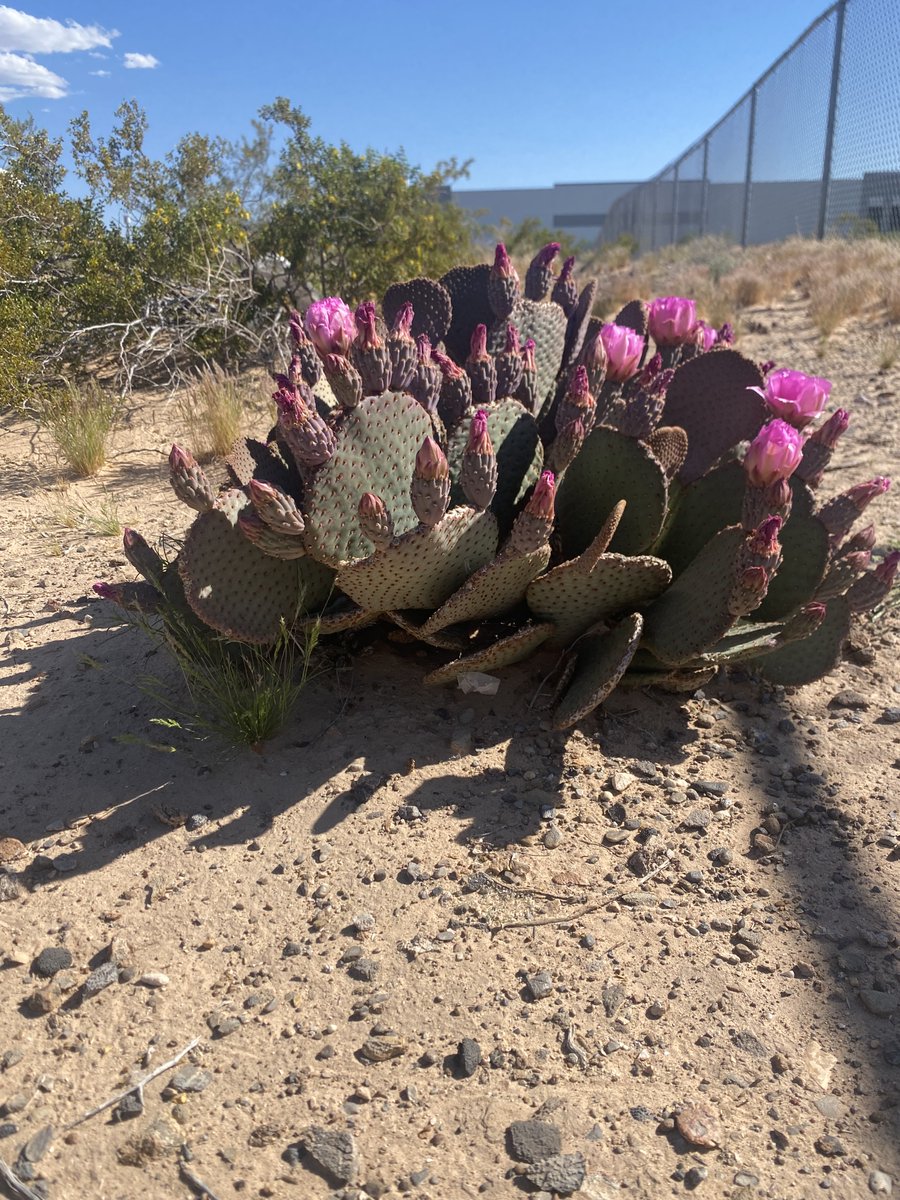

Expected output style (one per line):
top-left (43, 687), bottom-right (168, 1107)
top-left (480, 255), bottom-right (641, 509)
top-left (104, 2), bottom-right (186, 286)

top-left (1, 295), bottom-right (899, 1200)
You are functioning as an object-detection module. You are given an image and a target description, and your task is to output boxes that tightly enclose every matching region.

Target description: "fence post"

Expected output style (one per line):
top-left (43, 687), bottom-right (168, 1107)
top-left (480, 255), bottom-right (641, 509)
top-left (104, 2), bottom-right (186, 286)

top-left (818, 0), bottom-right (848, 239)
top-left (700, 137), bottom-right (710, 236)
top-left (671, 162), bottom-right (680, 246)
top-left (741, 88), bottom-right (757, 247)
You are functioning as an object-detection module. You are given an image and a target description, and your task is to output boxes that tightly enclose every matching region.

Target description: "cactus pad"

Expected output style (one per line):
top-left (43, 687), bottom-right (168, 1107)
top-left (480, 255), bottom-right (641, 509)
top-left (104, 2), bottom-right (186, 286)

top-left (750, 595), bottom-right (851, 686)
top-left (383, 277), bottom-right (452, 345)
top-left (754, 513), bottom-right (829, 619)
top-left (421, 545), bottom-right (551, 636)
top-left (552, 612), bottom-right (644, 729)
top-left (385, 610), bottom-right (473, 651)
top-left (621, 664), bottom-right (718, 692)
top-left (527, 552), bottom-right (671, 648)
top-left (226, 436), bottom-right (295, 492)
top-left (335, 506), bottom-right (498, 612)
top-left (555, 426), bottom-right (668, 558)
top-left (297, 603), bottom-right (380, 636)
top-left (614, 299), bottom-right (649, 338)
top-left (180, 491), bottom-right (334, 643)
top-left (490, 298), bottom-right (567, 407)
top-left (646, 426), bottom-right (689, 478)
top-left (424, 622), bottom-right (554, 685)
top-left (562, 280), bottom-right (597, 368)
top-left (303, 392), bottom-right (435, 566)
top-left (447, 399), bottom-right (543, 533)
top-left (659, 461), bottom-right (745, 576)
top-left (661, 350), bottom-right (766, 484)
top-left (440, 264), bottom-right (494, 363)
top-left (642, 526), bottom-right (744, 665)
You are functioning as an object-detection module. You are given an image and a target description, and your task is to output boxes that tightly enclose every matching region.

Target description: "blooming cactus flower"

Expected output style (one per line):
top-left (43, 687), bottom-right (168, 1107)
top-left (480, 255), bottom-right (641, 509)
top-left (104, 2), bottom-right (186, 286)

top-left (693, 321), bottom-right (718, 353)
top-left (743, 420), bottom-right (804, 487)
top-left (648, 296), bottom-right (697, 346)
top-left (304, 297), bottom-right (356, 357)
top-left (600, 323), bottom-right (645, 382)
top-left (752, 368), bottom-right (831, 429)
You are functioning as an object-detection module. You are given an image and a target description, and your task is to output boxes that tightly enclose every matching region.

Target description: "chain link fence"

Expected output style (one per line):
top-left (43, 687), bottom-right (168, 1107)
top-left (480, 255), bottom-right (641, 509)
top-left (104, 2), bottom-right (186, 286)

top-left (603, 0), bottom-right (900, 250)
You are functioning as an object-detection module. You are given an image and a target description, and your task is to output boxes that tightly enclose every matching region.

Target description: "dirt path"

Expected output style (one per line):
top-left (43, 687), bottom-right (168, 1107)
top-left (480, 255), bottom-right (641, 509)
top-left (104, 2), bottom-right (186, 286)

top-left (1, 297), bottom-right (899, 1199)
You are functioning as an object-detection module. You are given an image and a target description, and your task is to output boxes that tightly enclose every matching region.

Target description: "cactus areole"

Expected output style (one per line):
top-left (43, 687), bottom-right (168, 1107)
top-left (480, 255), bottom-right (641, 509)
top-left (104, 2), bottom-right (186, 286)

top-left (98, 243), bottom-right (899, 730)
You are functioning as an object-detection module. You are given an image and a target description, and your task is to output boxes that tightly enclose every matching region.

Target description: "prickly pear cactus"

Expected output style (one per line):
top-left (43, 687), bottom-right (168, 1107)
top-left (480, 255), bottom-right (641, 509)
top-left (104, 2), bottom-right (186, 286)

top-left (96, 248), bottom-right (898, 731)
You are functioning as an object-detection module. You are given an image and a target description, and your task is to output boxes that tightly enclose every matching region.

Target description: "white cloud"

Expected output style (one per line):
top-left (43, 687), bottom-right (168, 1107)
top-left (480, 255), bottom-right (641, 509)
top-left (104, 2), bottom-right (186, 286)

top-left (0, 5), bottom-right (116, 53)
top-left (0, 48), bottom-right (66, 100)
top-left (123, 51), bottom-right (157, 69)
top-left (89, 67), bottom-right (109, 77)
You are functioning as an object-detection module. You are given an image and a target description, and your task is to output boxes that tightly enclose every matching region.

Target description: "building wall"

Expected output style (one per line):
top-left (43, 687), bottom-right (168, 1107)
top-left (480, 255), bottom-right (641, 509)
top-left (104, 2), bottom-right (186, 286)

top-left (451, 181), bottom-right (640, 244)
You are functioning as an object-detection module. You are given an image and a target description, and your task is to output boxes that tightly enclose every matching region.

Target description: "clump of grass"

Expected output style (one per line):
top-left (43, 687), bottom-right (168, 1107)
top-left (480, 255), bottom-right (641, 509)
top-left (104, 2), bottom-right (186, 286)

top-left (877, 330), bottom-right (900, 371)
top-left (134, 589), bottom-right (321, 751)
top-left (177, 364), bottom-right (257, 461)
top-left (47, 489), bottom-right (121, 537)
top-left (43, 381), bottom-right (120, 477)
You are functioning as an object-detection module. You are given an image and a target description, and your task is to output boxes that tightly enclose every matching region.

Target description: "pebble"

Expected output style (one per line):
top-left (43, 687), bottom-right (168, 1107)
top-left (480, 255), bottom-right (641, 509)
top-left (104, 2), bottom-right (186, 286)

top-left (830, 689), bottom-right (868, 709)
top-left (525, 970), bottom-right (554, 1001)
top-left (869, 1170), bottom-right (893, 1194)
top-left (524, 1153), bottom-right (586, 1195)
top-left (543, 826), bottom-right (562, 849)
top-left (601, 983), bottom-right (625, 1018)
top-left (0, 1095), bottom-right (27, 1117)
top-left (815, 1134), bottom-right (846, 1157)
top-left (82, 961), bottom-right (119, 998)
top-left (358, 1033), bottom-right (407, 1062)
top-left (0, 1123), bottom-right (17, 1139)
top-left (684, 807), bottom-right (712, 831)
top-left (348, 958), bottom-right (379, 982)
top-left (136, 972), bottom-right (169, 988)
top-left (881, 708), bottom-right (900, 724)
top-left (859, 989), bottom-right (898, 1017)
top-left (21, 1125), bottom-right (53, 1163)
top-left (685, 1165), bottom-right (708, 1188)
top-left (734, 1172), bottom-right (759, 1187)
top-left (297, 1126), bottom-right (358, 1184)
top-left (168, 1067), bottom-right (213, 1094)
top-left (351, 912), bottom-right (376, 933)
top-left (506, 1120), bottom-right (563, 1163)
top-left (33, 947), bottom-right (73, 978)
top-left (112, 1091), bottom-right (144, 1122)
top-left (185, 813), bottom-right (208, 830)
top-left (455, 1038), bottom-right (481, 1078)
top-left (0, 838), bottom-right (26, 863)
top-left (814, 1096), bottom-right (846, 1120)
top-left (676, 1102), bottom-right (721, 1148)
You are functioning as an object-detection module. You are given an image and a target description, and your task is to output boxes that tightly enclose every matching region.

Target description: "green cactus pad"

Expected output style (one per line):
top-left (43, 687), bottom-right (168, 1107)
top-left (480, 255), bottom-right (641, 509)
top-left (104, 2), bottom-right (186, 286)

top-left (180, 490), bottom-right (334, 643)
top-left (646, 426), bottom-right (689, 478)
top-left (749, 594), bottom-right (851, 686)
top-left (527, 552), bottom-right (671, 648)
top-left (555, 425), bottom-right (668, 558)
top-left (335, 506), bottom-right (498, 612)
top-left (385, 610), bottom-right (473, 651)
top-left (440, 264), bottom-right (494, 363)
top-left (296, 603), bottom-right (380, 636)
top-left (702, 620), bottom-right (786, 663)
top-left (621, 665), bottom-right (718, 692)
top-left (447, 399), bottom-right (543, 534)
top-left (754, 513), bottom-right (830, 619)
top-left (562, 280), bottom-right (597, 368)
top-left (642, 526), bottom-right (744, 665)
top-left (226, 437), bottom-right (295, 492)
top-left (421, 545), bottom-right (551, 636)
top-left (658, 461), bottom-right (745, 575)
top-left (614, 299), bottom-right (649, 337)
top-left (303, 392), bottom-right (435, 567)
top-left (383, 277), bottom-right (452, 345)
top-left (551, 612), bottom-right (644, 730)
top-left (661, 350), bottom-right (766, 484)
top-left (423, 622), bottom-right (555, 685)
top-left (489, 298), bottom-right (567, 408)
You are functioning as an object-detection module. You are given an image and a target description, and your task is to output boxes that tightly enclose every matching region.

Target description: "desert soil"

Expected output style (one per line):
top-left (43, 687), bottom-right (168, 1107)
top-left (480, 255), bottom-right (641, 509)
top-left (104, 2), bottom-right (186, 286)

top-left (1, 295), bottom-right (900, 1200)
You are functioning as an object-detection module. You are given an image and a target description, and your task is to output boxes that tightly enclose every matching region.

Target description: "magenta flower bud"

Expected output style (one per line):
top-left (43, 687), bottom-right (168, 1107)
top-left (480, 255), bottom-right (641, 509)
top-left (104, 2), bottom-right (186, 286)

top-left (875, 550), bottom-right (900, 585)
top-left (493, 242), bottom-right (516, 279)
top-left (810, 407), bottom-right (850, 449)
top-left (728, 564), bottom-right (770, 615)
top-left (522, 338), bottom-right (536, 372)
top-left (288, 309), bottom-right (304, 344)
top-left (559, 256), bottom-right (575, 282)
top-left (505, 324), bottom-right (520, 355)
top-left (740, 565), bottom-right (769, 592)
top-left (525, 242), bottom-right (561, 301)
top-left (93, 581), bottom-right (118, 600)
top-left (358, 492), bottom-right (394, 550)
top-left (536, 242), bottom-right (561, 268)
top-left (648, 296), bottom-right (698, 346)
top-left (781, 601), bottom-right (828, 639)
top-left (415, 436), bottom-right (449, 481)
top-left (569, 365), bottom-right (589, 399)
top-left (693, 321), bottom-right (718, 352)
top-left (528, 470), bottom-right (556, 520)
top-left (718, 322), bottom-right (735, 346)
top-left (843, 523), bottom-right (876, 554)
top-left (359, 492), bottom-right (384, 519)
top-left (392, 302), bottom-right (415, 337)
top-left (469, 324), bottom-right (489, 361)
top-left (748, 515), bottom-right (783, 559)
top-left (466, 409), bottom-right (493, 457)
top-left (743, 420), bottom-right (804, 487)
top-left (273, 385), bottom-right (301, 415)
top-left (417, 334), bottom-right (433, 363)
top-left (843, 549), bottom-right (872, 573)
top-left (169, 443), bottom-right (196, 473)
top-left (600, 323), bottom-right (645, 382)
top-left (751, 368), bottom-right (831, 429)
top-left (354, 301), bottom-right (381, 350)
top-left (304, 296), bottom-right (356, 357)
top-left (846, 476), bottom-right (891, 509)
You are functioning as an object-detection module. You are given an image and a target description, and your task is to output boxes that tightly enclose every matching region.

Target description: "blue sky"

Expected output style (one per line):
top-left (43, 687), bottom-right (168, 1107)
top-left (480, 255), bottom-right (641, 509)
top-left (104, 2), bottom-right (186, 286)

top-left (3, 0), bottom-right (833, 190)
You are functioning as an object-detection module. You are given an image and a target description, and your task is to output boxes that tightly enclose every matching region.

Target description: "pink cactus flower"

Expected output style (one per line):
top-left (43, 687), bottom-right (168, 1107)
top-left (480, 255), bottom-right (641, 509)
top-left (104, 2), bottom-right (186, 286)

top-left (415, 436), bottom-right (449, 481)
top-left (648, 296), bottom-right (697, 346)
top-left (600, 323), bottom-right (645, 382)
top-left (528, 470), bottom-right (556, 519)
top-left (93, 581), bottom-right (118, 600)
top-left (693, 321), bottom-right (718, 352)
top-left (304, 297), bottom-right (356, 357)
top-left (875, 550), bottom-right (900, 585)
top-left (751, 368), bottom-right (831, 429)
top-left (743, 420), bottom-right (804, 487)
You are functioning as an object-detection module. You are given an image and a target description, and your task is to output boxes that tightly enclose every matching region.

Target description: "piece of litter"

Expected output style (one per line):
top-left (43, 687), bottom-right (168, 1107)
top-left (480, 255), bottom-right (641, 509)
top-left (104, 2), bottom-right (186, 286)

top-left (457, 672), bottom-right (500, 695)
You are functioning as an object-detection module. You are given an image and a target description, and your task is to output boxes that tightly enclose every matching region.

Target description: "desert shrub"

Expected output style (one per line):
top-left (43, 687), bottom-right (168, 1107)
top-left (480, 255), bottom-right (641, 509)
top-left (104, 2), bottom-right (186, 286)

top-left (176, 364), bottom-right (258, 460)
top-left (42, 381), bottom-right (120, 476)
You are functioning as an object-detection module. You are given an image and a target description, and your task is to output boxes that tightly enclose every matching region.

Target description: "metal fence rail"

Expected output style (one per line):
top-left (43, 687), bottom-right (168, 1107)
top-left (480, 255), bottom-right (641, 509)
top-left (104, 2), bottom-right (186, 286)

top-left (603, 0), bottom-right (900, 250)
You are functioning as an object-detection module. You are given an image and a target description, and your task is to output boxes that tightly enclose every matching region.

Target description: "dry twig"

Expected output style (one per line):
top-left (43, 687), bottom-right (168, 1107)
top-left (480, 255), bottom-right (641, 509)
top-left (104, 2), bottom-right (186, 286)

top-left (64, 1037), bottom-right (201, 1131)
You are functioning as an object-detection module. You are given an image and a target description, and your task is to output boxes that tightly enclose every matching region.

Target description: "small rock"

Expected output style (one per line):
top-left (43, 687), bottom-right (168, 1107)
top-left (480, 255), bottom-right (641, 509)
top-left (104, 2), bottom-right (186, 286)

top-left (803, 1041), bottom-right (837, 1090)
top-left (506, 1120), bottom-right (562, 1163)
top-left (814, 1096), bottom-right (846, 1120)
top-left (0, 1123), bottom-right (17, 1139)
top-left (22, 1125), bottom-right (53, 1163)
top-left (601, 983), bottom-right (625, 1018)
top-left (731, 1029), bottom-right (767, 1058)
top-left (25, 983), bottom-right (62, 1015)
top-left (610, 772), bottom-right (634, 794)
top-left (683, 807), bottom-right (712, 831)
top-left (869, 1170), bottom-right (893, 1194)
top-left (117, 1116), bottom-right (181, 1165)
top-left (348, 958), bottom-right (379, 983)
top-left (136, 972), bottom-right (169, 989)
top-left (185, 813), bottom-right (208, 831)
top-left (0, 1095), bottom-right (28, 1118)
top-left (351, 912), bottom-right (376, 933)
top-left (83, 961), bottom-right (118, 998)
top-left (282, 941), bottom-right (304, 958)
top-left (543, 826), bottom-right (562, 850)
top-left (107, 935), bottom-right (135, 968)
top-left (524, 1153), bottom-right (586, 1196)
top-left (0, 1051), bottom-right (22, 1071)
top-left (169, 1066), bottom-right (213, 1094)
top-left (455, 1038), bottom-right (481, 1078)
top-left (676, 1102), bottom-right (721, 1148)
top-left (112, 1091), bottom-right (144, 1122)
top-left (358, 1033), bottom-right (407, 1063)
top-left (525, 970), bottom-right (554, 1001)
top-left (685, 1165), bottom-right (708, 1189)
top-left (815, 1134), bottom-right (846, 1157)
top-left (830, 689), bottom-right (868, 709)
top-left (0, 838), bottom-right (26, 863)
top-left (33, 947), bottom-right (73, 979)
top-left (734, 1172), bottom-right (759, 1188)
top-left (396, 805), bottom-right (423, 822)
top-left (859, 989), bottom-right (898, 1017)
top-left (298, 1126), bottom-right (358, 1185)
